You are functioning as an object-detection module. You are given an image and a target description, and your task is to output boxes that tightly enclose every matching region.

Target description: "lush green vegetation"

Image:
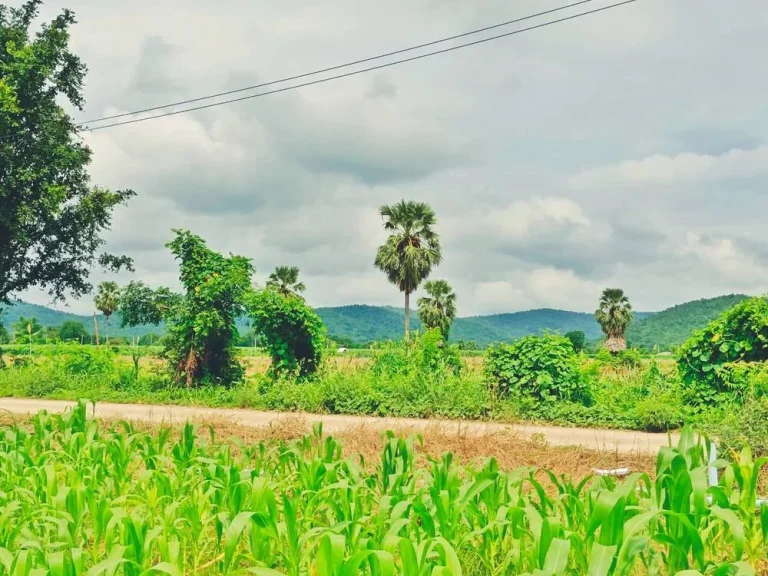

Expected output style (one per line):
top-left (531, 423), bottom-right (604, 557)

top-left (0, 402), bottom-right (765, 575)
top-left (627, 295), bottom-right (749, 351)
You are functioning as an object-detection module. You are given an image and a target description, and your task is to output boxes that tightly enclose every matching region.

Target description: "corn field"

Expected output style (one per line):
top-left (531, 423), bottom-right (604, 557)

top-left (0, 403), bottom-right (766, 576)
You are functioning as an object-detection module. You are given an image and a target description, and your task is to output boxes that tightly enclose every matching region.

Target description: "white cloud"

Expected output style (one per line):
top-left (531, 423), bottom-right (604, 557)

top-left (473, 268), bottom-right (600, 313)
top-left (488, 197), bottom-right (590, 238)
top-left (679, 232), bottom-right (768, 288)
top-left (569, 146), bottom-right (768, 189)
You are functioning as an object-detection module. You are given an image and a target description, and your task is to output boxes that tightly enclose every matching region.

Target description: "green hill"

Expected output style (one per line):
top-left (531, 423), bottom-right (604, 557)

top-left (626, 294), bottom-right (749, 350)
top-left (0, 302), bottom-right (159, 341)
top-left (315, 305), bottom-right (653, 346)
top-left (0, 295), bottom-right (749, 349)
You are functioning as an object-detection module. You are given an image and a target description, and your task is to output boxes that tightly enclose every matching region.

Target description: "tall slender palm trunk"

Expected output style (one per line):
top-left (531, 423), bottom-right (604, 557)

top-left (404, 291), bottom-right (410, 341)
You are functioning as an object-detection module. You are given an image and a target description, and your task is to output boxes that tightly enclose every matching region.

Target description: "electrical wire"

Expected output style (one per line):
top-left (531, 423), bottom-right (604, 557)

top-left (82, 0), bottom-right (638, 131)
top-left (77, 0), bottom-right (598, 126)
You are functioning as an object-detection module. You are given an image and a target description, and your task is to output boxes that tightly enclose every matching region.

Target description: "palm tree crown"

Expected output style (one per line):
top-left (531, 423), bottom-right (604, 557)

top-left (595, 288), bottom-right (633, 352)
top-left (374, 200), bottom-right (442, 339)
top-left (266, 266), bottom-right (306, 298)
top-left (94, 281), bottom-right (121, 344)
top-left (418, 279), bottom-right (457, 338)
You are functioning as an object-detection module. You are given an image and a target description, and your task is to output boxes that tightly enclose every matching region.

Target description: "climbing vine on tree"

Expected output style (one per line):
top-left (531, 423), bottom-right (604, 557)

top-left (247, 288), bottom-right (326, 378)
top-left (121, 230), bottom-right (253, 386)
top-left (678, 296), bottom-right (768, 401)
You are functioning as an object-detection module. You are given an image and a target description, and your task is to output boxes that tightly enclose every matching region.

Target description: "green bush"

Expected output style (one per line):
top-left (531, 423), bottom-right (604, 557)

top-left (484, 334), bottom-right (589, 403)
top-left (632, 395), bottom-right (685, 432)
top-left (248, 289), bottom-right (326, 379)
top-left (371, 329), bottom-right (463, 378)
top-left (678, 296), bottom-right (768, 400)
top-left (63, 346), bottom-right (115, 375)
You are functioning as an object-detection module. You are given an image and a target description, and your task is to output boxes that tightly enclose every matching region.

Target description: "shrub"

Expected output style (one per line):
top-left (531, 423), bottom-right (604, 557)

top-left (711, 396), bottom-right (768, 456)
top-left (248, 289), bottom-right (326, 379)
top-left (371, 329), bottom-right (463, 378)
top-left (632, 395), bottom-right (685, 432)
top-left (484, 334), bottom-right (589, 403)
top-left (678, 297), bottom-right (768, 399)
top-left (63, 346), bottom-right (115, 376)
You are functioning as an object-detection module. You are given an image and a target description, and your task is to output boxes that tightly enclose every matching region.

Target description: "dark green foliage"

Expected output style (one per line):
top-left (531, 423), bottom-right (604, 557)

top-left (248, 288), bottom-right (326, 378)
top-left (564, 330), bottom-right (586, 352)
top-left (628, 294), bottom-right (749, 351)
top-left (417, 280), bottom-right (457, 338)
top-left (678, 297), bottom-right (768, 400)
top-left (0, 1), bottom-right (134, 306)
top-left (484, 334), bottom-right (589, 402)
top-left (58, 320), bottom-right (90, 343)
top-left (374, 200), bottom-right (442, 339)
top-left (120, 282), bottom-right (180, 326)
top-left (0, 322), bottom-right (8, 345)
top-left (121, 230), bottom-right (253, 386)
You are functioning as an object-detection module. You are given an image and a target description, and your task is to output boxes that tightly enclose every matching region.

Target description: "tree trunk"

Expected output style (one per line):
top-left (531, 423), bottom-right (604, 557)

top-left (404, 291), bottom-right (410, 341)
top-left (605, 334), bottom-right (626, 353)
top-left (105, 314), bottom-right (109, 345)
top-left (93, 313), bottom-right (100, 346)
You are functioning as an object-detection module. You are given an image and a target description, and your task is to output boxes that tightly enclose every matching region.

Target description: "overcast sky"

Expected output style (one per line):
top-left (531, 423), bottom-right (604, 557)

top-left (19, 0), bottom-right (768, 316)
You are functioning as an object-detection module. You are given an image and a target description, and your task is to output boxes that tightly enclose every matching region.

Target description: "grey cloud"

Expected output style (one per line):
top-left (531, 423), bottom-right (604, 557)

top-left (127, 36), bottom-right (183, 97)
top-left (674, 128), bottom-right (763, 156)
top-left (365, 75), bottom-right (398, 100)
top-left (24, 0), bottom-right (768, 316)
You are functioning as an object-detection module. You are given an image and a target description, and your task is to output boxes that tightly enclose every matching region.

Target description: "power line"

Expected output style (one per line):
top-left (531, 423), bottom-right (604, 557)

top-left (78, 0), bottom-right (597, 126)
top-left (83, 0), bottom-right (638, 132)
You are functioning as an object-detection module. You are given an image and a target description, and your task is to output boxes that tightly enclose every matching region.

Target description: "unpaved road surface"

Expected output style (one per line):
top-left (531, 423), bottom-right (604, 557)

top-left (0, 398), bottom-right (677, 454)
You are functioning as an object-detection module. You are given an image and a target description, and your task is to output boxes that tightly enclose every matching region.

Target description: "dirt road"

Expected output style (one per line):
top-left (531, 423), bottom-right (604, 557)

top-left (0, 397), bottom-right (676, 454)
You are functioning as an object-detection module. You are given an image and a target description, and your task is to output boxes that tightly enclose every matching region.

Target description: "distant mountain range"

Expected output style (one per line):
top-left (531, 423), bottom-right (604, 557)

top-left (0, 294), bottom-right (750, 349)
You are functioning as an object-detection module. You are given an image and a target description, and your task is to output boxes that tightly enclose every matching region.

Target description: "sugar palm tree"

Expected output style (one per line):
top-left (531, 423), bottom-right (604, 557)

top-left (418, 279), bottom-right (457, 339)
top-left (375, 200), bottom-right (442, 340)
top-left (595, 288), bottom-right (633, 353)
top-left (266, 266), bottom-right (306, 298)
top-left (94, 281), bottom-right (121, 344)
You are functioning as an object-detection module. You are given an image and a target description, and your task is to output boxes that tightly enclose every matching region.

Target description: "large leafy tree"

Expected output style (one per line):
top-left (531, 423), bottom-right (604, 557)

top-left (374, 200), bottom-right (442, 340)
top-left (0, 1), bottom-right (134, 309)
top-left (595, 288), bottom-right (633, 353)
top-left (120, 230), bottom-right (253, 386)
top-left (266, 266), bottom-right (306, 298)
top-left (94, 281), bottom-right (120, 343)
top-left (417, 279), bottom-right (457, 339)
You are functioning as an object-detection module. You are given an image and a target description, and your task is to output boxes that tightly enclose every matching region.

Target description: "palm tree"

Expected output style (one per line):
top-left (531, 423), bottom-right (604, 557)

top-left (418, 279), bottom-right (457, 339)
top-left (595, 288), bottom-right (633, 353)
top-left (94, 281), bottom-right (121, 344)
top-left (266, 266), bottom-right (306, 298)
top-left (374, 200), bottom-right (442, 340)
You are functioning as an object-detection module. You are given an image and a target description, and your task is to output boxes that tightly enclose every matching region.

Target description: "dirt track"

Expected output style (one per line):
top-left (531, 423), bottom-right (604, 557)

top-left (0, 397), bottom-right (677, 454)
